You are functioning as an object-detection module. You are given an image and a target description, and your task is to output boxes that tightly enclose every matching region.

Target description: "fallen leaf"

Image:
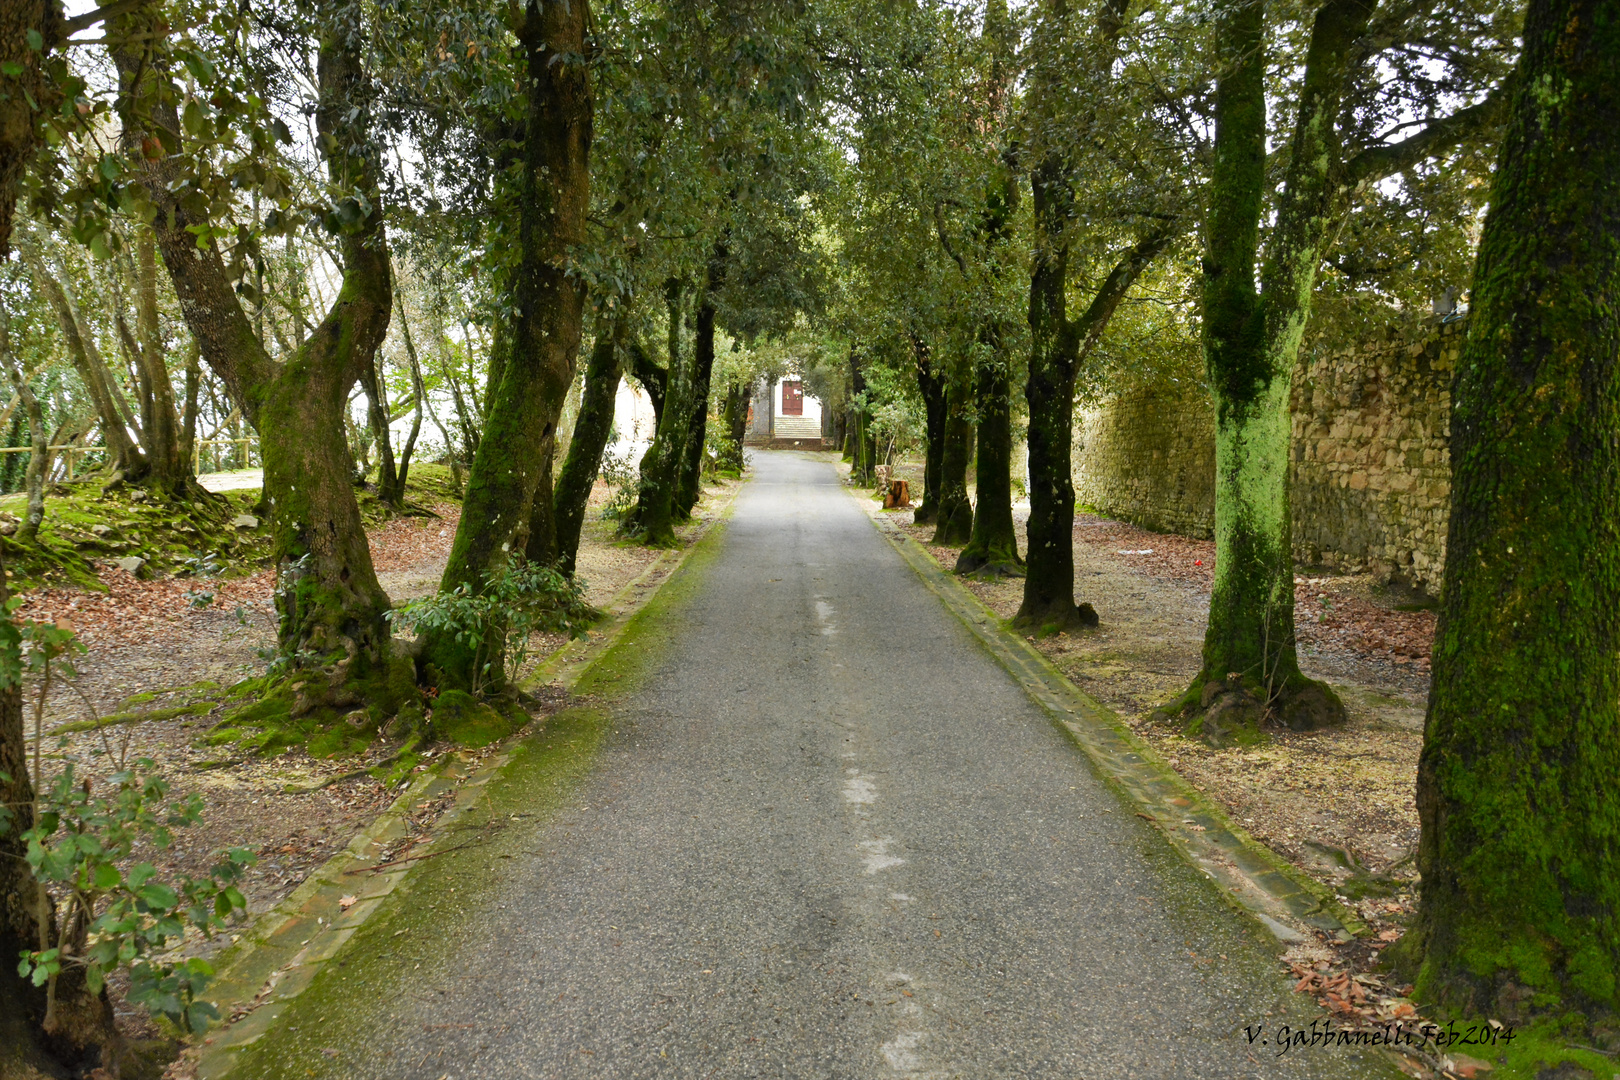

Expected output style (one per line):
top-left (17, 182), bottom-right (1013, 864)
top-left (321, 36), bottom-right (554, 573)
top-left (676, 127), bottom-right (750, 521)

top-left (339, 895), bottom-right (357, 909)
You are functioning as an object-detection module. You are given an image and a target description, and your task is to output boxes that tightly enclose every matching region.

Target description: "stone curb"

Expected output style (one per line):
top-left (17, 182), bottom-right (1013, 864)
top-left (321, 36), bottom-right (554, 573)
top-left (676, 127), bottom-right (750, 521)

top-left (191, 484), bottom-right (743, 1079)
top-left (855, 496), bottom-right (1367, 947)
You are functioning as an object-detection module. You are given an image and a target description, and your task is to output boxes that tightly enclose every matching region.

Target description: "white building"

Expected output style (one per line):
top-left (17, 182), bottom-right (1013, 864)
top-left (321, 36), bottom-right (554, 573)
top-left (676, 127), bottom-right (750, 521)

top-left (747, 375), bottom-right (823, 445)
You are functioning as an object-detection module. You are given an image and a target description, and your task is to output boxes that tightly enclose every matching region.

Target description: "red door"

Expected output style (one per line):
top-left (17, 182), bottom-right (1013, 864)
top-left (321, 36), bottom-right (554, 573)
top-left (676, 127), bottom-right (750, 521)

top-left (782, 381), bottom-right (804, 416)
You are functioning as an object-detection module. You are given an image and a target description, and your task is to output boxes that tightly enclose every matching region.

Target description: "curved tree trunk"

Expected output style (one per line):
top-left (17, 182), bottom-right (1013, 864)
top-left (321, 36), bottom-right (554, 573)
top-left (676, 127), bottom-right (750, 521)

top-left (675, 241), bottom-right (726, 519)
top-left (628, 280), bottom-right (693, 548)
top-left (428, 0), bottom-right (591, 689)
top-left (626, 336), bottom-right (666, 427)
top-left (1405, 0), bottom-right (1620, 1019)
top-left (24, 247), bottom-right (148, 482)
top-left (553, 312), bottom-right (625, 575)
top-left (119, 7), bottom-right (405, 718)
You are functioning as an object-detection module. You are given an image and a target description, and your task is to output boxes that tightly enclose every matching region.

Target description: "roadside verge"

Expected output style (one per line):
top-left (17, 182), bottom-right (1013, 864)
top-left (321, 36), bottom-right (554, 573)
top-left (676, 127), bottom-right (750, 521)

top-left (853, 492), bottom-right (1366, 948)
top-left (187, 484), bottom-right (742, 1079)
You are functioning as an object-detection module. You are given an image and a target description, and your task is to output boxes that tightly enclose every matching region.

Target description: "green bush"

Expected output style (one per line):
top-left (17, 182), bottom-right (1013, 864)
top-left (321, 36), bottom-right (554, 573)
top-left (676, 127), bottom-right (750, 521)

top-left (0, 603), bottom-right (253, 1034)
top-left (386, 558), bottom-right (595, 696)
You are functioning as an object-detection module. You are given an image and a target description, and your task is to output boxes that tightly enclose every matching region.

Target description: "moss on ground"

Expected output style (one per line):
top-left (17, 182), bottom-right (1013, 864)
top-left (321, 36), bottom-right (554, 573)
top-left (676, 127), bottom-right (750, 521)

top-left (0, 480), bottom-right (270, 591)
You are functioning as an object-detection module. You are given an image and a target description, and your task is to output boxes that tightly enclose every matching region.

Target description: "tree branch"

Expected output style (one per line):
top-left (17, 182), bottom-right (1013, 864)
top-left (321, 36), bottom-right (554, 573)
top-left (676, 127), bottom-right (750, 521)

top-left (1342, 77), bottom-right (1513, 189)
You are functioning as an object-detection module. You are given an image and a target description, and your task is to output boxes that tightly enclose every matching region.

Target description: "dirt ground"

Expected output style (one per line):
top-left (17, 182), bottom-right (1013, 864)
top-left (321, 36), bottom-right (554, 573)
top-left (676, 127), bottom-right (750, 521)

top-left (11, 473), bottom-right (735, 1039)
top-left (873, 457), bottom-right (1432, 953)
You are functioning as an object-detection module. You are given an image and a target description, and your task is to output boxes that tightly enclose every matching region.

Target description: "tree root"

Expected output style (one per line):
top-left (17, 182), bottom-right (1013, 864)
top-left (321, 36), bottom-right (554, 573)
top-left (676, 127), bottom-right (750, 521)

top-left (1153, 671), bottom-right (1345, 747)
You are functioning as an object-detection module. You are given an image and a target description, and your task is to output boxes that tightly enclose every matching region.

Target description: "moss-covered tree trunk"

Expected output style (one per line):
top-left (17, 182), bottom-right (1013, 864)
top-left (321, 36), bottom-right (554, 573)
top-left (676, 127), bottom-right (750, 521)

top-left (429, 0), bottom-right (591, 687)
top-left (25, 248), bottom-right (148, 481)
top-left (1403, 0), bottom-right (1620, 1019)
top-left (121, 10), bottom-right (406, 717)
top-left (0, 302), bottom-right (47, 545)
top-left (128, 230), bottom-right (190, 493)
top-left (1169, 0), bottom-right (1507, 741)
top-left (553, 311), bottom-right (624, 575)
top-left (675, 244), bottom-right (725, 519)
top-left (912, 331), bottom-right (946, 525)
top-left (628, 280), bottom-right (693, 547)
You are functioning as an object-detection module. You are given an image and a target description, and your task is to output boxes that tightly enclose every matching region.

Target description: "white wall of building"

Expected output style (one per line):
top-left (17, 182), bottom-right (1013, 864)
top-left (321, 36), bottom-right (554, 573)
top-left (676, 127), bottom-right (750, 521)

top-left (773, 378), bottom-right (823, 422)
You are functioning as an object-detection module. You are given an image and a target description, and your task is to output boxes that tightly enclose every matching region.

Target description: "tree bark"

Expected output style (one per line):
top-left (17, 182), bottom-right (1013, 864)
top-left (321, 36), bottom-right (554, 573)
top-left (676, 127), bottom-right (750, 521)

top-left (676, 243), bottom-right (726, 519)
top-left (553, 310), bottom-right (624, 575)
top-left (359, 349), bottom-right (400, 507)
top-left (1403, 0), bottom-right (1620, 1019)
top-left (23, 247), bottom-right (148, 481)
top-left (429, 0), bottom-right (591, 689)
top-left (628, 280), bottom-right (692, 547)
top-left (131, 230), bottom-right (187, 490)
top-left (912, 331), bottom-right (946, 526)
top-left (119, 7), bottom-right (404, 716)
top-left (0, 303), bottom-right (47, 544)
top-left (954, 336), bottom-right (1020, 575)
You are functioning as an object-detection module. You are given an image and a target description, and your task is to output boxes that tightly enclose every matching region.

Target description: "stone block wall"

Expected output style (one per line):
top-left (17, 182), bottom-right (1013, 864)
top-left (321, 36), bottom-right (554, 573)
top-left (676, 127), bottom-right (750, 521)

top-left (1073, 378), bottom-right (1217, 538)
top-left (1071, 320), bottom-right (1463, 594)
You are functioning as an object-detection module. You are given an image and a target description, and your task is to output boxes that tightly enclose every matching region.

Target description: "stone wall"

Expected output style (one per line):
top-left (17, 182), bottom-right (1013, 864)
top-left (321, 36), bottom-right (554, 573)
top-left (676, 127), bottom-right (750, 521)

top-left (1071, 320), bottom-right (1463, 594)
top-left (1073, 378), bottom-right (1217, 538)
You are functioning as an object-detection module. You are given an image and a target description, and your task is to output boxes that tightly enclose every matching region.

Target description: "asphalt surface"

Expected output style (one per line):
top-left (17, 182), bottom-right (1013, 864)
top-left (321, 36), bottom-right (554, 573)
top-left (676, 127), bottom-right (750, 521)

top-left (240, 452), bottom-right (1389, 1079)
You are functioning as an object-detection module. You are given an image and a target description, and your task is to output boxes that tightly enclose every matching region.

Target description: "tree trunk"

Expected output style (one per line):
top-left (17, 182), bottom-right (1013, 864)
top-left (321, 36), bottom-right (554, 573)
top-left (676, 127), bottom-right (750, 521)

top-left (0, 550), bottom-right (127, 1077)
top-left (1020, 171), bottom-right (1173, 623)
top-left (391, 304), bottom-right (425, 499)
top-left (912, 332), bottom-right (946, 526)
top-left (676, 247), bottom-right (725, 520)
top-left (522, 430), bottom-right (558, 566)
top-left (954, 339), bottom-right (1020, 576)
top-left (360, 350), bottom-right (400, 507)
top-left (24, 248), bottom-right (148, 481)
top-left (1158, 0), bottom-right (1343, 741)
top-left (120, 8), bottom-right (406, 718)
top-left (1403, 0), bottom-right (1620, 1019)
top-left (848, 348), bottom-right (877, 485)
top-left (931, 372), bottom-right (975, 545)
top-left (626, 337), bottom-right (666, 427)
top-left (132, 230), bottom-right (188, 491)
top-left (0, 305), bottom-right (47, 544)
top-left (429, 0), bottom-right (591, 690)
top-left (553, 311), bottom-right (624, 575)
top-left (628, 280), bottom-right (692, 547)
top-left (0, 0), bottom-right (56, 260)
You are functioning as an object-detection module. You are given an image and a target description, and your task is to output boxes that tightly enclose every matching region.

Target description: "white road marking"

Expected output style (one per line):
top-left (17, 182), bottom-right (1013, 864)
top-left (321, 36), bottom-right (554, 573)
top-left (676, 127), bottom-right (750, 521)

top-left (882, 1030), bottom-right (925, 1071)
top-left (843, 772), bottom-right (878, 805)
top-left (859, 837), bottom-right (905, 873)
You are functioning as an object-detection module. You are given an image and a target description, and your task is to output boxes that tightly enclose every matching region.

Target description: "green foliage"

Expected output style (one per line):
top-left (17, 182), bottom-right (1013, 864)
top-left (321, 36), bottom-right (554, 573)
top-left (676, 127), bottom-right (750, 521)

top-left (14, 760), bottom-right (253, 1033)
top-left (597, 446), bottom-right (641, 523)
top-left (388, 559), bottom-right (595, 696)
top-left (0, 605), bottom-right (252, 1035)
top-left (705, 426), bottom-right (744, 478)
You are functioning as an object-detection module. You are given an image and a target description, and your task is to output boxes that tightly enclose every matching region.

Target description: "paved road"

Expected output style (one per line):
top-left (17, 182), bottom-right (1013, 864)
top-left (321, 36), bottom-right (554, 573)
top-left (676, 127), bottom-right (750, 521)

top-left (239, 453), bottom-right (1386, 1079)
